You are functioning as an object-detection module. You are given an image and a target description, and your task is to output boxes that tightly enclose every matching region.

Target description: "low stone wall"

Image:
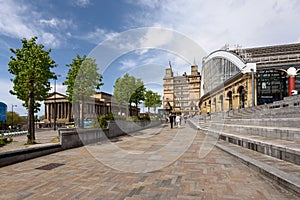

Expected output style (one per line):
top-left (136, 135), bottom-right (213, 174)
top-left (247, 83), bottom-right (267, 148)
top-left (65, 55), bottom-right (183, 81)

top-left (59, 120), bottom-right (162, 149)
top-left (0, 144), bottom-right (62, 167)
top-left (0, 120), bottom-right (162, 167)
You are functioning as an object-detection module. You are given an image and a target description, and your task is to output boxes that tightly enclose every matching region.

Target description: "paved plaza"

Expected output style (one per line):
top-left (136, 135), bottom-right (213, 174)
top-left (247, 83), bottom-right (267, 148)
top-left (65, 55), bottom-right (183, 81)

top-left (0, 129), bottom-right (58, 153)
top-left (0, 123), bottom-right (298, 199)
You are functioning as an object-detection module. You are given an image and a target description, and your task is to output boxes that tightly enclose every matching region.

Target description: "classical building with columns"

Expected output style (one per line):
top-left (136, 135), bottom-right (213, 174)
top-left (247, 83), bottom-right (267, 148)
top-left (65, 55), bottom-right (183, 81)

top-left (44, 92), bottom-right (72, 127)
top-left (43, 91), bottom-right (139, 127)
top-left (43, 91), bottom-right (113, 127)
top-left (200, 43), bottom-right (300, 114)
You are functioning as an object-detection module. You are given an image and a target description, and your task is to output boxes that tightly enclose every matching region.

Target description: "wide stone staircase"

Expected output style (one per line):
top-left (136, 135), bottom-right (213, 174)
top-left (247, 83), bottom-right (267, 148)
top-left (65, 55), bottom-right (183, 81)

top-left (189, 95), bottom-right (300, 195)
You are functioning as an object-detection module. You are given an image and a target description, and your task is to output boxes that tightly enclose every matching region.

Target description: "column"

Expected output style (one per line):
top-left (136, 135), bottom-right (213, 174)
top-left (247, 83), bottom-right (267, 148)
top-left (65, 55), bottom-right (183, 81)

top-left (45, 104), bottom-right (48, 120)
top-left (287, 67), bottom-right (297, 96)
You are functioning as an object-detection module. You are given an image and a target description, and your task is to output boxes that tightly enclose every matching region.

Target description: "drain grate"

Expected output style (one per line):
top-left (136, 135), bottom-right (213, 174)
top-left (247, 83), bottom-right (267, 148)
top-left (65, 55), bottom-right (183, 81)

top-left (36, 163), bottom-right (65, 170)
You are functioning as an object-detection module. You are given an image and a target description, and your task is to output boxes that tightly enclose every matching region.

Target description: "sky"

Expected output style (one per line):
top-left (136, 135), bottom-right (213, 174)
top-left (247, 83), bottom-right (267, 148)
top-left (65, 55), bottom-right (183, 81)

top-left (1, 0), bottom-right (300, 116)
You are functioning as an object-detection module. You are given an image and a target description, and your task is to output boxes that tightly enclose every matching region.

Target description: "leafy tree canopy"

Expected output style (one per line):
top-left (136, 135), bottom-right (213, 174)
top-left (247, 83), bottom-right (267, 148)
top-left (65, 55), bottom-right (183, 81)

top-left (144, 90), bottom-right (162, 112)
top-left (113, 73), bottom-right (145, 109)
top-left (6, 111), bottom-right (26, 127)
top-left (63, 55), bottom-right (103, 127)
top-left (8, 36), bottom-right (56, 112)
top-left (8, 36), bottom-right (56, 142)
top-left (63, 55), bottom-right (103, 102)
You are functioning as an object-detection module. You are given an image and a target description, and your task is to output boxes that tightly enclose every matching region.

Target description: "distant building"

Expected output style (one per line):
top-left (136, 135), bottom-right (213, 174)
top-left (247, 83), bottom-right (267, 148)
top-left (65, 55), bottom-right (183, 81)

top-left (163, 62), bottom-right (201, 115)
top-left (43, 92), bottom-right (73, 127)
top-left (43, 91), bottom-right (139, 128)
top-left (200, 43), bottom-right (300, 114)
top-left (0, 102), bottom-right (7, 122)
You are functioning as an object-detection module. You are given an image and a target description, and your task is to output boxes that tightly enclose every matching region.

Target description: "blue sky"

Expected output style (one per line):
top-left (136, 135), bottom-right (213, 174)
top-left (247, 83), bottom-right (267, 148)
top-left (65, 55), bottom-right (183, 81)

top-left (1, 0), bottom-right (300, 116)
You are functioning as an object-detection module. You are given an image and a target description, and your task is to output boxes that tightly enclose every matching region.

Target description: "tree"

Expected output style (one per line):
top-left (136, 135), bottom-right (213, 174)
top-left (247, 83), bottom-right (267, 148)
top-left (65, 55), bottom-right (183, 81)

top-left (8, 37), bottom-right (56, 143)
top-left (144, 90), bottom-right (162, 113)
top-left (63, 55), bottom-right (103, 127)
top-left (6, 111), bottom-right (25, 129)
top-left (152, 92), bottom-right (162, 113)
top-left (113, 73), bottom-right (145, 116)
top-left (130, 78), bottom-right (146, 108)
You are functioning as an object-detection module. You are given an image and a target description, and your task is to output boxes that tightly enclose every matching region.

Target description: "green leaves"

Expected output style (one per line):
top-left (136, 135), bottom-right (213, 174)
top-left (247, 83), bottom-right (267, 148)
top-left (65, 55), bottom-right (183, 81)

top-left (144, 90), bottom-right (162, 112)
top-left (63, 54), bottom-right (103, 128)
top-left (63, 55), bottom-right (103, 102)
top-left (8, 36), bottom-right (57, 142)
top-left (113, 73), bottom-right (146, 113)
top-left (8, 37), bottom-right (56, 109)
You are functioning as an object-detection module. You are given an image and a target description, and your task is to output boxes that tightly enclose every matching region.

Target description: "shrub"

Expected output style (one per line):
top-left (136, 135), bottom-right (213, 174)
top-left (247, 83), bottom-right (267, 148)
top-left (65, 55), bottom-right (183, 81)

top-left (98, 113), bottom-right (115, 129)
top-left (0, 137), bottom-right (13, 146)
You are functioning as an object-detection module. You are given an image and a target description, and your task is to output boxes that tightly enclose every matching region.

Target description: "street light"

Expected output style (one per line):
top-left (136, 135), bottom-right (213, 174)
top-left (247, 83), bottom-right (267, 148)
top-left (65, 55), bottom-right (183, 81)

top-left (53, 75), bottom-right (61, 130)
top-left (11, 104), bottom-right (17, 130)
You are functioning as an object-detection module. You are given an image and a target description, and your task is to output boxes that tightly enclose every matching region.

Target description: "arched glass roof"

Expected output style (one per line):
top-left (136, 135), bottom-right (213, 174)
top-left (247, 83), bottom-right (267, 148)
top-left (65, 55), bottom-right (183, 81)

top-left (201, 50), bottom-right (246, 96)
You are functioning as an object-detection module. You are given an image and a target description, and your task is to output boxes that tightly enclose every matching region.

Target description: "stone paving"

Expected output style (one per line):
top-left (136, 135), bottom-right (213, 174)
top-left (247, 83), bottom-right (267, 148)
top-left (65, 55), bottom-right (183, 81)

top-left (0, 123), bottom-right (298, 199)
top-left (0, 129), bottom-right (59, 153)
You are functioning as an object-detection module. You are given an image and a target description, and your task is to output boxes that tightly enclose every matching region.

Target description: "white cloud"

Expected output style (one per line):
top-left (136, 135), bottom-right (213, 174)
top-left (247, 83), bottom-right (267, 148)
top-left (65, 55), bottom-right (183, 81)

top-left (78, 28), bottom-right (119, 44)
top-left (119, 59), bottom-right (138, 71)
top-left (0, 1), bottom-right (75, 48)
top-left (75, 0), bottom-right (91, 7)
top-left (140, 28), bottom-right (174, 48)
top-left (40, 18), bottom-right (58, 27)
top-left (39, 18), bottom-right (75, 30)
top-left (49, 83), bottom-right (67, 95)
top-left (41, 33), bottom-right (60, 48)
top-left (0, 1), bottom-right (35, 39)
top-left (129, 0), bottom-right (300, 52)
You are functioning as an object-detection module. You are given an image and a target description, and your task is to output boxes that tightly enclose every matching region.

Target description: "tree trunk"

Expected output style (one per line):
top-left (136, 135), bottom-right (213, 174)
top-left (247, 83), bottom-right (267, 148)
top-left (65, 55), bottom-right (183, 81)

top-left (27, 93), bottom-right (35, 143)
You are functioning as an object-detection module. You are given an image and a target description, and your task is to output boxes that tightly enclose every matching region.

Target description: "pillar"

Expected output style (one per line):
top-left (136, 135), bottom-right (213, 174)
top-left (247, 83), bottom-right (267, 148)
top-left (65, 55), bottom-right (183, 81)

top-left (287, 67), bottom-right (297, 96)
top-left (288, 76), bottom-right (296, 96)
top-left (45, 104), bottom-right (48, 120)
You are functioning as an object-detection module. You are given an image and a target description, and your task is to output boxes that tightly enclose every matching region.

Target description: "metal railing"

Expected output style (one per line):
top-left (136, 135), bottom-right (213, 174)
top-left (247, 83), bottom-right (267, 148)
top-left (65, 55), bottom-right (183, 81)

top-left (0, 131), bottom-right (28, 137)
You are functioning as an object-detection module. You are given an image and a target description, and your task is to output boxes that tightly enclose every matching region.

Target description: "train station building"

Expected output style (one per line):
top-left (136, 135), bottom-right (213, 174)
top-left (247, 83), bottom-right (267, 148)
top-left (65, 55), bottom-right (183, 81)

top-left (163, 43), bottom-right (300, 114)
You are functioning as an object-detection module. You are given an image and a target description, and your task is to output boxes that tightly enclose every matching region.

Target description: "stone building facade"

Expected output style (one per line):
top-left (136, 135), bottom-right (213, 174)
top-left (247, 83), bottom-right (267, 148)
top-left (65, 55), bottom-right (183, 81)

top-left (43, 91), bottom-right (139, 128)
top-left (200, 43), bottom-right (300, 114)
top-left (163, 63), bottom-right (201, 115)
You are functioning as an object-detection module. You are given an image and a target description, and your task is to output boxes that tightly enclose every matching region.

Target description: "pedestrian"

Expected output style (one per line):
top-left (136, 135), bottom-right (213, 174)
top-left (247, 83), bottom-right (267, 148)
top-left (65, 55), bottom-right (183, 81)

top-left (184, 115), bottom-right (187, 124)
top-left (176, 114), bottom-right (181, 128)
top-left (169, 113), bottom-right (174, 128)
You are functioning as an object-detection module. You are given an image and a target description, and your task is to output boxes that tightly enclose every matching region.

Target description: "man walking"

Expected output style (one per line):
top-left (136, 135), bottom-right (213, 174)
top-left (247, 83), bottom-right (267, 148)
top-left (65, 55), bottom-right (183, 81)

top-left (169, 113), bottom-right (174, 128)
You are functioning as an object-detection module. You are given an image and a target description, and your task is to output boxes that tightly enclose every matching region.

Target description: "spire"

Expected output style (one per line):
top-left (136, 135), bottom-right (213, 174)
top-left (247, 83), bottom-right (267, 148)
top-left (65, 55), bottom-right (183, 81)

top-left (193, 57), bottom-right (197, 66)
top-left (169, 60), bottom-right (172, 68)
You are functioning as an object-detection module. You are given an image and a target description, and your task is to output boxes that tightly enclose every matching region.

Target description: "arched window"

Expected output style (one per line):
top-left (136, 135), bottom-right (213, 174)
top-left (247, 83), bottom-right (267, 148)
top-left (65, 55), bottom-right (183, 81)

top-left (238, 86), bottom-right (246, 108)
top-left (227, 91), bottom-right (233, 110)
top-left (219, 95), bottom-right (224, 111)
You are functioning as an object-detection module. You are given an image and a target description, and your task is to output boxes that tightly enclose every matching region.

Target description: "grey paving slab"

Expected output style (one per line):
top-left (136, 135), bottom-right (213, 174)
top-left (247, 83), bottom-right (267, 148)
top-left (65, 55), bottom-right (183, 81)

top-left (0, 124), bottom-right (298, 199)
top-left (0, 129), bottom-right (59, 153)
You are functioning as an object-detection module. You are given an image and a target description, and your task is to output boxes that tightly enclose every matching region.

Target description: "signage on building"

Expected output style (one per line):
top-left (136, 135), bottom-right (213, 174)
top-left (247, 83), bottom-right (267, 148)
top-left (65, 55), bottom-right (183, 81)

top-left (0, 102), bottom-right (7, 122)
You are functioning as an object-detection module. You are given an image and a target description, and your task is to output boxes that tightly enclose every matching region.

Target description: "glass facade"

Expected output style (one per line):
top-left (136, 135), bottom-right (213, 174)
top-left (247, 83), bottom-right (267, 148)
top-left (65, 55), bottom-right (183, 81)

top-left (257, 70), bottom-right (300, 105)
top-left (202, 57), bottom-right (241, 94)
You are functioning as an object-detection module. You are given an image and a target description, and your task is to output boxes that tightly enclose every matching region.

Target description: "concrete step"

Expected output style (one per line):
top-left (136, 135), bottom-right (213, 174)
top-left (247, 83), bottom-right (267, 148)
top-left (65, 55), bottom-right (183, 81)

top-left (215, 130), bottom-right (300, 165)
top-left (225, 107), bottom-right (300, 119)
top-left (210, 122), bottom-right (300, 142)
top-left (223, 118), bottom-right (300, 128)
top-left (189, 119), bottom-right (300, 165)
top-left (216, 140), bottom-right (300, 195)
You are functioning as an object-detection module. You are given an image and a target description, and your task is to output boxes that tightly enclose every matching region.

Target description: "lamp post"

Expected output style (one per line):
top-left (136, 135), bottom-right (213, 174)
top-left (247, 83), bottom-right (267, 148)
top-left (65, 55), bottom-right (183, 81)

top-left (53, 75), bottom-right (61, 130)
top-left (11, 104), bottom-right (17, 129)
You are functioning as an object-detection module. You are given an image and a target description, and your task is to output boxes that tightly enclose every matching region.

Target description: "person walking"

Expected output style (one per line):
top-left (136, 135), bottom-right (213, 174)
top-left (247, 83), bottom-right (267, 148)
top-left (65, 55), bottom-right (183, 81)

top-left (184, 115), bottom-right (187, 124)
top-left (169, 113), bottom-right (174, 128)
top-left (176, 114), bottom-right (181, 128)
